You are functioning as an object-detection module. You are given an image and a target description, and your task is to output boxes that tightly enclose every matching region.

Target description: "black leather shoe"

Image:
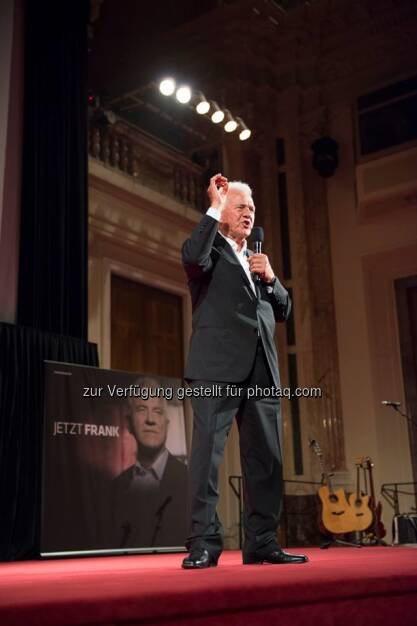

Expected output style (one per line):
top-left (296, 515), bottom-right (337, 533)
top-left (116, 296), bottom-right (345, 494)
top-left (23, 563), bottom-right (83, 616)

top-left (182, 548), bottom-right (218, 569)
top-left (243, 548), bottom-right (308, 565)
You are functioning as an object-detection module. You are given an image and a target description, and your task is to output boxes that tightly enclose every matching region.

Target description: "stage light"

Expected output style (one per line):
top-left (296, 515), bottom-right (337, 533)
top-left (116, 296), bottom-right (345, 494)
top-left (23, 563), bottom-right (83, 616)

top-left (224, 110), bottom-right (238, 133)
top-left (195, 92), bottom-right (210, 115)
top-left (236, 117), bottom-right (251, 141)
top-left (311, 136), bottom-right (339, 178)
top-left (211, 102), bottom-right (225, 124)
top-left (196, 100), bottom-right (210, 114)
top-left (159, 78), bottom-right (176, 96)
top-left (197, 100), bottom-right (210, 114)
top-left (176, 85), bottom-right (192, 103)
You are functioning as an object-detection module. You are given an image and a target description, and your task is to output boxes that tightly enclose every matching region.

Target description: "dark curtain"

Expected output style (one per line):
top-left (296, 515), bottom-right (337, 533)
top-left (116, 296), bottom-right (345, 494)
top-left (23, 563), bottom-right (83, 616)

top-left (0, 323), bottom-right (99, 561)
top-left (17, 0), bottom-right (89, 338)
top-left (1, 0), bottom-right (95, 561)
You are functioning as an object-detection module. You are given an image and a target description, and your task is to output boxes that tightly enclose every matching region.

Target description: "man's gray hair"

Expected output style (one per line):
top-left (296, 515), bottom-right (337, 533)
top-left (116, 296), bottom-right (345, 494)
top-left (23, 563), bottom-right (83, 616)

top-left (227, 180), bottom-right (252, 196)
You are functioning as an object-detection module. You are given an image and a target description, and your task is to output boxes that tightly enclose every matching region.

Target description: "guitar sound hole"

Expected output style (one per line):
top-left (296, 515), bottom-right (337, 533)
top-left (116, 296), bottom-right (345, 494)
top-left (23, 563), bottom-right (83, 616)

top-left (329, 495), bottom-right (338, 503)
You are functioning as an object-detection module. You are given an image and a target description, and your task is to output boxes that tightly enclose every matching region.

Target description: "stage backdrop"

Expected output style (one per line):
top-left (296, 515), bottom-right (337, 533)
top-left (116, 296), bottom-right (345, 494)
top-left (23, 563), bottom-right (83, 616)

top-left (41, 362), bottom-right (188, 556)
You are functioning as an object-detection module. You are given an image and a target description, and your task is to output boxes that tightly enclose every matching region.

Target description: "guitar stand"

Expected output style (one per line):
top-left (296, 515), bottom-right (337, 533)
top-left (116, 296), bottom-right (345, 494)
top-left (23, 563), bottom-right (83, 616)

top-left (360, 533), bottom-right (387, 547)
top-left (320, 536), bottom-right (362, 549)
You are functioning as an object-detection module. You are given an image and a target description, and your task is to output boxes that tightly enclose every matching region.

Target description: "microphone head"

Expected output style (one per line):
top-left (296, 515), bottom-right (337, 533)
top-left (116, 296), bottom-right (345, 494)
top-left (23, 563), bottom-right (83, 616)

top-left (251, 226), bottom-right (264, 243)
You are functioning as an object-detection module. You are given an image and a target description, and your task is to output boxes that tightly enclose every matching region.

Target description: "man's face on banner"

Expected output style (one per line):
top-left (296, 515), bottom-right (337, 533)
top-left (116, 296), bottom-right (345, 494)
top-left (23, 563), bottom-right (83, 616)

top-left (129, 396), bottom-right (169, 451)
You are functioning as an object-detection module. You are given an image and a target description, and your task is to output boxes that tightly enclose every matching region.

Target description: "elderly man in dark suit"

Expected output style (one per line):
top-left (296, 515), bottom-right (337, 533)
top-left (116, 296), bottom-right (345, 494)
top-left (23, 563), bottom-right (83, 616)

top-left (181, 174), bottom-right (307, 568)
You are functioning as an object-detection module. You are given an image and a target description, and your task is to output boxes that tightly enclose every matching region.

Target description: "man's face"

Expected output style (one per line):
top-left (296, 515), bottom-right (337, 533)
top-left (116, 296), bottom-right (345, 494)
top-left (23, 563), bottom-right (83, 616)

top-left (129, 396), bottom-right (168, 451)
top-left (220, 188), bottom-right (255, 241)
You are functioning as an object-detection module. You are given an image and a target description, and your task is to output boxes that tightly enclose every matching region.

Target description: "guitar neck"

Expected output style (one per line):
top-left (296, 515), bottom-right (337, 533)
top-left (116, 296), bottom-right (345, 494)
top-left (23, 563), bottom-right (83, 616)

top-left (366, 460), bottom-right (376, 505)
top-left (310, 440), bottom-right (334, 494)
top-left (355, 465), bottom-right (361, 500)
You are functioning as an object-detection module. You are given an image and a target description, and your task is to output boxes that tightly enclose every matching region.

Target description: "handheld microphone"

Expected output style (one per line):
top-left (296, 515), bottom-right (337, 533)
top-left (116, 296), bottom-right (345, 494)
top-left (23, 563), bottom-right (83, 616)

top-left (381, 400), bottom-right (401, 407)
top-left (251, 227), bottom-right (264, 282)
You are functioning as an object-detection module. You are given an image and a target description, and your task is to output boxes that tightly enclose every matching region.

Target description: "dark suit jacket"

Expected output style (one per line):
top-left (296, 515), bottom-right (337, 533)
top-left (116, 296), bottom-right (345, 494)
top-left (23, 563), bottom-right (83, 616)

top-left (182, 214), bottom-right (291, 386)
top-left (111, 453), bottom-right (188, 549)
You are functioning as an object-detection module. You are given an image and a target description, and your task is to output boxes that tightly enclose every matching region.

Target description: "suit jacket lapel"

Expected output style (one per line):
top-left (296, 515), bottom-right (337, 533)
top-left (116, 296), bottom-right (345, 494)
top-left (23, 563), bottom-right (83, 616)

top-left (214, 234), bottom-right (256, 301)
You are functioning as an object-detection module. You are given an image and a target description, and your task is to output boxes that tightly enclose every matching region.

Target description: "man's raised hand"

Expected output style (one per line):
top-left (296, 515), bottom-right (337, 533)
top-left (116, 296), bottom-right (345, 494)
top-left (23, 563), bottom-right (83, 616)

top-left (207, 173), bottom-right (228, 210)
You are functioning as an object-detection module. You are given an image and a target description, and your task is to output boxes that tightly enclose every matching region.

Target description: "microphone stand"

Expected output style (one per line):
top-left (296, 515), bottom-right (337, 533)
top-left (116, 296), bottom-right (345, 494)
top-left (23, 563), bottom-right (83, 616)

top-left (383, 404), bottom-right (417, 534)
top-left (389, 404), bottom-right (417, 429)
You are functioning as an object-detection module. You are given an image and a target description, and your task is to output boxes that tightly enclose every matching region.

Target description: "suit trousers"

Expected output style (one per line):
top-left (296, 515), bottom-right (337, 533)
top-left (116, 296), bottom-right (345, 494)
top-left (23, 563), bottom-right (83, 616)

top-left (186, 340), bottom-right (283, 558)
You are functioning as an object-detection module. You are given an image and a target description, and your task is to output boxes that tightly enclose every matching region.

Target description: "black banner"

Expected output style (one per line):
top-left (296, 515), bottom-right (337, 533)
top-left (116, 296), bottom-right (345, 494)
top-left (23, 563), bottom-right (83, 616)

top-left (41, 362), bottom-right (188, 555)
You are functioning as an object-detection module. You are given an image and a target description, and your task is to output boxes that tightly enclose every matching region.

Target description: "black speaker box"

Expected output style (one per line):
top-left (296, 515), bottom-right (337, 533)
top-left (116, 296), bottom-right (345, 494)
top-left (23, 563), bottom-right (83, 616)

top-left (393, 514), bottom-right (417, 544)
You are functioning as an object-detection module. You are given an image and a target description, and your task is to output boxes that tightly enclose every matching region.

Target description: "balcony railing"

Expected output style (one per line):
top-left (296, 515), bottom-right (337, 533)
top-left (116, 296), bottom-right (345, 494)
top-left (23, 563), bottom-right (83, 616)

top-left (88, 119), bottom-right (206, 212)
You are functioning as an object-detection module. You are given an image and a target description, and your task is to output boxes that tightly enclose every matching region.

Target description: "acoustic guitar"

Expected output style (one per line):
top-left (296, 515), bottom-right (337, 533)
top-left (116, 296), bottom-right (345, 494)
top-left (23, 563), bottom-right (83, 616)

top-left (309, 439), bottom-right (356, 535)
top-left (347, 461), bottom-right (373, 532)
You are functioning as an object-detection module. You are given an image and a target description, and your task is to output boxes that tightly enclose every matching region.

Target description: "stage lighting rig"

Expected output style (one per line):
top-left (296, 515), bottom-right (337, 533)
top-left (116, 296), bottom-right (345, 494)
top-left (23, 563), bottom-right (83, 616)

top-left (157, 76), bottom-right (252, 140)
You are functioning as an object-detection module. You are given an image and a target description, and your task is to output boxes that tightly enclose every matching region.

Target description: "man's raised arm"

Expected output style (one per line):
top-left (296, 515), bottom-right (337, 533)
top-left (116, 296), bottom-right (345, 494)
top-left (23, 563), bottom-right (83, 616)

top-left (181, 174), bottom-right (228, 280)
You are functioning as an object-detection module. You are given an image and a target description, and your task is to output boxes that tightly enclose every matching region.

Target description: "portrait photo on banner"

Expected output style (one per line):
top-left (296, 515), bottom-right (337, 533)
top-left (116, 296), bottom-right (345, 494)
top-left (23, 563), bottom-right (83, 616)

top-left (41, 361), bottom-right (188, 556)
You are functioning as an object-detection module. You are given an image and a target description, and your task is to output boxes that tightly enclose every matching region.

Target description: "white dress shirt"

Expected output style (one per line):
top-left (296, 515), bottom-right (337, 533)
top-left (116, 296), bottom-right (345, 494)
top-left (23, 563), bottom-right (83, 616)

top-left (129, 447), bottom-right (169, 491)
top-left (206, 207), bottom-right (256, 294)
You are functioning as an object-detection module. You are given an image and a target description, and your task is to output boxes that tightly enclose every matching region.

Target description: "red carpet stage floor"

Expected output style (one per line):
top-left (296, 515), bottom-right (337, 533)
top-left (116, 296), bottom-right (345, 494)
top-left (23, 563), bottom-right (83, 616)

top-left (1, 547), bottom-right (417, 626)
